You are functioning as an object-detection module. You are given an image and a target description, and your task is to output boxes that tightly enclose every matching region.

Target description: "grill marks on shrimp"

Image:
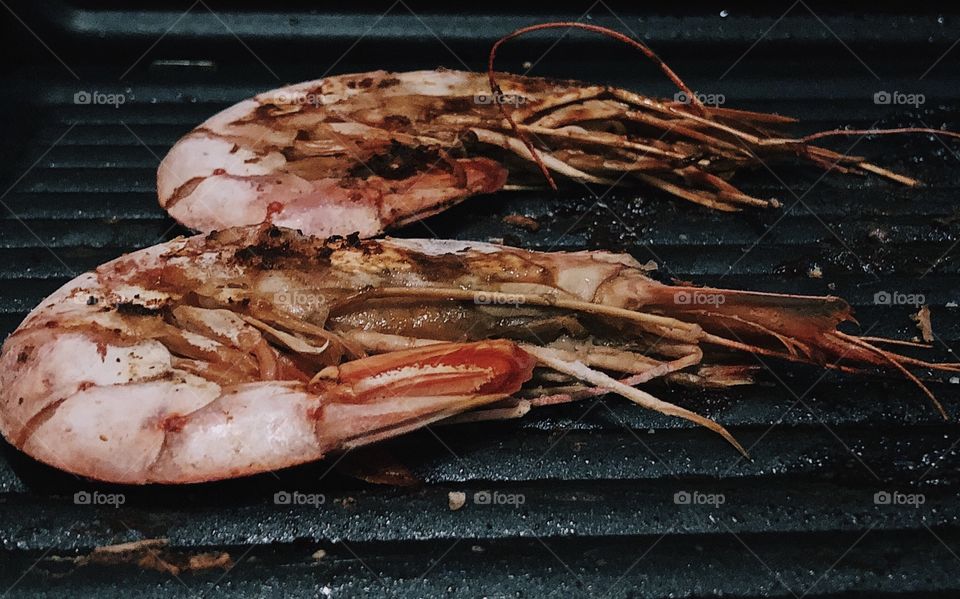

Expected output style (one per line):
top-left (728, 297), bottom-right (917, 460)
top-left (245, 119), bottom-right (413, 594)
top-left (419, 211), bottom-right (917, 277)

top-left (159, 22), bottom-right (960, 241)
top-left (2, 225), bottom-right (957, 483)
top-left (160, 67), bottom-right (945, 238)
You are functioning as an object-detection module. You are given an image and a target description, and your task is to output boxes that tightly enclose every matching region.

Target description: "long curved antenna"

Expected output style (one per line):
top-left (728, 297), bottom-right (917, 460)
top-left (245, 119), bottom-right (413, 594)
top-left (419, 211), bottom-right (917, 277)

top-left (488, 22), bottom-right (707, 190)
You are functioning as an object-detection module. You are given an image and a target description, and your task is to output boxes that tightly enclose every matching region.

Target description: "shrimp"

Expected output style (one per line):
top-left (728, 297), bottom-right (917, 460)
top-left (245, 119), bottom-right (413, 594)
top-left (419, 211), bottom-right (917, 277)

top-left (157, 23), bottom-right (960, 238)
top-left (1, 225), bottom-right (955, 483)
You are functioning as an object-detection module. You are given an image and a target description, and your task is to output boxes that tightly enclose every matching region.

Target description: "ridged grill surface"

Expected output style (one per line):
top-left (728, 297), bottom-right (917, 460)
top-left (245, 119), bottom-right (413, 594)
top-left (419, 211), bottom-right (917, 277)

top-left (1, 4), bottom-right (960, 597)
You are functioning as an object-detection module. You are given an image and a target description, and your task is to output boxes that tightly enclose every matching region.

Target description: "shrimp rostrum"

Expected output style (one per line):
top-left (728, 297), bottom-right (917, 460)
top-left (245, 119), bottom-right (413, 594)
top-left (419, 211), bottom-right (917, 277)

top-left (1, 225), bottom-right (955, 484)
top-left (158, 22), bottom-right (953, 239)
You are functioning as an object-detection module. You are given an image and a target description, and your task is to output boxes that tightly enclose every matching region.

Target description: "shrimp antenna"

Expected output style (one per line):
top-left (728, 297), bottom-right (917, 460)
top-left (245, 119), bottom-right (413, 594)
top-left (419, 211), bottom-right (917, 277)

top-left (832, 331), bottom-right (949, 420)
top-left (487, 22), bottom-right (960, 194)
top-left (488, 22), bottom-right (706, 191)
top-left (800, 127), bottom-right (960, 144)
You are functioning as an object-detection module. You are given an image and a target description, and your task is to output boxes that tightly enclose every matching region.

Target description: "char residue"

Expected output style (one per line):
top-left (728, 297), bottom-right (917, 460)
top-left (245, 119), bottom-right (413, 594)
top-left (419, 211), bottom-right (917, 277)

top-left (349, 141), bottom-right (443, 180)
top-left (429, 96), bottom-right (477, 117)
top-left (16, 348), bottom-right (31, 363)
top-left (402, 249), bottom-right (470, 281)
top-left (381, 114), bottom-right (412, 130)
top-left (115, 303), bottom-right (162, 317)
top-left (234, 226), bottom-right (323, 269)
top-left (235, 241), bottom-right (295, 270)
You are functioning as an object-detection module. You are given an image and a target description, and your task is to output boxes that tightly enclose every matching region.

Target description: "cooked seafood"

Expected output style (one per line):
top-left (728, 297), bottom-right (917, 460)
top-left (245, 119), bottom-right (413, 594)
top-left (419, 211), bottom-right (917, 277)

top-left (158, 22), bottom-right (960, 238)
top-left (1, 225), bottom-right (954, 483)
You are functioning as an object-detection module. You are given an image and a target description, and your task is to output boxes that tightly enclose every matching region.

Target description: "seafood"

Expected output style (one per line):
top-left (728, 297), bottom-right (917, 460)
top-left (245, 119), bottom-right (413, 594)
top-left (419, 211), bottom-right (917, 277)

top-left (1, 225), bottom-right (955, 484)
top-left (157, 23), bottom-right (958, 238)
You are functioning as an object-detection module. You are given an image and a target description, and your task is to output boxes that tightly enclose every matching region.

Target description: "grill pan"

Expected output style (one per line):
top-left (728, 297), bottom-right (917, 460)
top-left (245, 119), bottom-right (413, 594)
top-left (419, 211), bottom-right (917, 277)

top-left (1, 2), bottom-right (959, 597)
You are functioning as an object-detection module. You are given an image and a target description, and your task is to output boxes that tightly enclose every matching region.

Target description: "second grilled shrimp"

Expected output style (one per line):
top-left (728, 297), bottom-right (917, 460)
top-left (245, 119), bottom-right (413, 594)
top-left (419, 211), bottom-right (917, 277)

top-left (159, 24), bottom-right (950, 238)
top-left (1, 225), bottom-right (954, 483)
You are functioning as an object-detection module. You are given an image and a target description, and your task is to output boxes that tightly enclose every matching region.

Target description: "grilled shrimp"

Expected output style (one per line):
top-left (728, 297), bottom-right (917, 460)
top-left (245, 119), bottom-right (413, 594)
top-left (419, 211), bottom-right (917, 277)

top-left (157, 22), bottom-right (959, 238)
top-left (2, 225), bottom-right (955, 483)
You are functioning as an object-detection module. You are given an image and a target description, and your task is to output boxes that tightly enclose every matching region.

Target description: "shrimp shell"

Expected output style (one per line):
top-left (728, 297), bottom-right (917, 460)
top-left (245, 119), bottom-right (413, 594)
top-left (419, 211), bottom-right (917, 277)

top-left (1, 225), bottom-right (954, 483)
top-left (159, 69), bottom-right (921, 238)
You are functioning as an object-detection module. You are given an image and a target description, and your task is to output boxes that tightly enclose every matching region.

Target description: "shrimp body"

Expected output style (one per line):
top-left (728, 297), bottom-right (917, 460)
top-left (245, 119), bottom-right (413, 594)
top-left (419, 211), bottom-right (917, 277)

top-left (158, 70), bottom-right (518, 237)
top-left (1, 226), bottom-right (953, 483)
top-left (0, 231), bottom-right (534, 483)
top-left (160, 69), bottom-right (917, 238)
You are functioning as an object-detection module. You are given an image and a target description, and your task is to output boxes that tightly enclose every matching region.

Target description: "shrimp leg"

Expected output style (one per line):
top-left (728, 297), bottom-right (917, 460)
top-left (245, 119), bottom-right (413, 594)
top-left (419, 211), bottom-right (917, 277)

top-left (4, 226), bottom-right (957, 482)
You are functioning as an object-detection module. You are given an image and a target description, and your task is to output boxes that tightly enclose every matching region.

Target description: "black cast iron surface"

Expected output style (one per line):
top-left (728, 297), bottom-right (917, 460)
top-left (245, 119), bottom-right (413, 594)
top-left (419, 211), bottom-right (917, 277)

top-left (1, 2), bottom-right (960, 597)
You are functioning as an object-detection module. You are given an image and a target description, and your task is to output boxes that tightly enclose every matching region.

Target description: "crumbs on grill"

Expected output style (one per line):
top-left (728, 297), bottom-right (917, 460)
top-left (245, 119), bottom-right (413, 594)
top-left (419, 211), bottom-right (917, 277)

top-left (502, 214), bottom-right (541, 232)
top-left (67, 539), bottom-right (233, 576)
top-left (913, 305), bottom-right (934, 343)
